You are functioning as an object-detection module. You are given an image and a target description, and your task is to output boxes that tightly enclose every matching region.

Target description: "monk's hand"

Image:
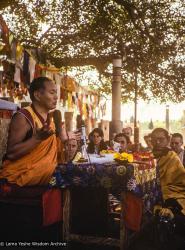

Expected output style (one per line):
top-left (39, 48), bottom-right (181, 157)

top-left (159, 208), bottom-right (174, 219)
top-left (35, 123), bottom-right (55, 141)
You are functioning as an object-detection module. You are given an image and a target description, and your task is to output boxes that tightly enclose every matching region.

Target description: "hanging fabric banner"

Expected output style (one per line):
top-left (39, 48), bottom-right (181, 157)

top-left (14, 66), bottom-right (21, 83)
top-left (23, 50), bottom-right (30, 86)
top-left (29, 56), bottom-right (36, 83)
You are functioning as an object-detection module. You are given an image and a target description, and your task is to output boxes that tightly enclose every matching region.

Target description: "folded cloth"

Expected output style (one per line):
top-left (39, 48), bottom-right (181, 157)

top-left (89, 153), bottom-right (115, 164)
top-left (124, 192), bottom-right (143, 231)
top-left (0, 99), bottom-right (18, 111)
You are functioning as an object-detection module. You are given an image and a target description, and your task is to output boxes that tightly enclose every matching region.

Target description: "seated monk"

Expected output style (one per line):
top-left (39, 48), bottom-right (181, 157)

top-left (128, 128), bottom-right (185, 250)
top-left (0, 77), bottom-right (74, 186)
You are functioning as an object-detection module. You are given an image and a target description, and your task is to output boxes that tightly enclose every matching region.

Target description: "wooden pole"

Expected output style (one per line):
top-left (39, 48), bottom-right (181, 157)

top-left (165, 105), bottom-right (170, 131)
top-left (110, 56), bottom-right (123, 138)
top-left (134, 70), bottom-right (139, 145)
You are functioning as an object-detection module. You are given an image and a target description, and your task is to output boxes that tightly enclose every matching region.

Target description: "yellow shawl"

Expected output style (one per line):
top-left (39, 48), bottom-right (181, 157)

top-left (158, 151), bottom-right (185, 214)
top-left (0, 106), bottom-right (57, 186)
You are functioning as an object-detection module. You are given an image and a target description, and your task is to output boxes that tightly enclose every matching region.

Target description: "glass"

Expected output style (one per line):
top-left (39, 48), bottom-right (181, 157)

top-left (94, 146), bottom-right (99, 155)
top-left (113, 141), bottom-right (121, 152)
top-left (81, 144), bottom-right (89, 161)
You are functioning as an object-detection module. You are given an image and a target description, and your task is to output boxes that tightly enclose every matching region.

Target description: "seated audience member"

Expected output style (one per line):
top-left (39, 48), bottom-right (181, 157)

top-left (170, 133), bottom-right (185, 167)
top-left (128, 128), bottom-right (185, 250)
top-left (0, 77), bottom-right (76, 186)
top-left (143, 134), bottom-right (153, 151)
top-left (87, 128), bottom-right (108, 154)
top-left (114, 133), bottom-right (131, 153)
top-left (64, 139), bottom-right (79, 163)
top-left (122, 127), bottom-right (132, 140)
top-left (122, 127), bottom-right (134, 151)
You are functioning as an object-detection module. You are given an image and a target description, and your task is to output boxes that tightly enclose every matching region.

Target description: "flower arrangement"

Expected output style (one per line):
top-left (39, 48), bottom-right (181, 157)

top-left (132, 152), bottom-right (155, 170)
top-left (133, 152), bottom-right (154, 162)
top-left (114, 152), bottom-right (134, 163)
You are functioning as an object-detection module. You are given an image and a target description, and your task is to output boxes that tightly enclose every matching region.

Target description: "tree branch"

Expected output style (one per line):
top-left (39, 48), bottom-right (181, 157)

top-left (113, 0), bottom-right (155, 42)
top-left (48, 55), bottom-right (115, 67)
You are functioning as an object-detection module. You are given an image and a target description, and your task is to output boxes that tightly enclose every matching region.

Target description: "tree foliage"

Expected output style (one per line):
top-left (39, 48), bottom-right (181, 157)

top-left (1, 0), bottom-right (184, 102)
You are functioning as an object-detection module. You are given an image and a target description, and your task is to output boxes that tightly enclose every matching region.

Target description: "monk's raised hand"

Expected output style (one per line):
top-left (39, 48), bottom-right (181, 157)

top-left (35, 123), bottom-right (55, 141)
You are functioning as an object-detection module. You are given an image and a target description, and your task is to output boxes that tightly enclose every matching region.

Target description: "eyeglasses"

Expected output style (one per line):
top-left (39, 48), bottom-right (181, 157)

top-left (151, 137), bottom-right (167, 143)
top-left (171, 142), bottom-right (181, 145)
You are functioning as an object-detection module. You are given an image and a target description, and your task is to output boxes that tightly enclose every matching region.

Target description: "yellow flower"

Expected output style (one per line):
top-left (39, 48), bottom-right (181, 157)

top-left (127, 154), bottom-right (134, 163)
top-left (114, 152), bottom-right (133, 162)
top-left (114, 153), bottom-right (121, 159)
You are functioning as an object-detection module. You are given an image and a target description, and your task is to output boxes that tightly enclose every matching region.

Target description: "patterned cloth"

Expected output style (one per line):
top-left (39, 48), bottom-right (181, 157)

top-left (49, 163), bottom-right (132, 190)
top-left (49, 162), bottom-right (161, 211)
top-left (49, 162), bottom-right (162, 231)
